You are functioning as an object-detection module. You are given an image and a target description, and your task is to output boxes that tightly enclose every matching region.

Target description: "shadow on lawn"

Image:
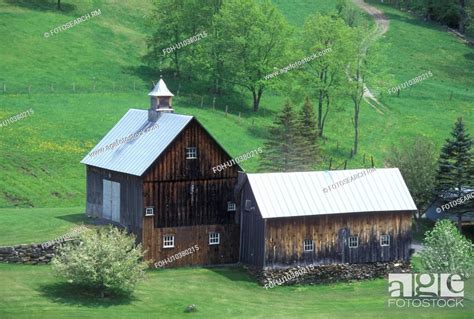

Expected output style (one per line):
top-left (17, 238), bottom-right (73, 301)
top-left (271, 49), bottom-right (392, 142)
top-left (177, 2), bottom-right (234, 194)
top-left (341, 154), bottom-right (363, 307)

top-left (207, 266), bottom-right (257, 284)
top-left (37, 282), bottom-right (136, 307)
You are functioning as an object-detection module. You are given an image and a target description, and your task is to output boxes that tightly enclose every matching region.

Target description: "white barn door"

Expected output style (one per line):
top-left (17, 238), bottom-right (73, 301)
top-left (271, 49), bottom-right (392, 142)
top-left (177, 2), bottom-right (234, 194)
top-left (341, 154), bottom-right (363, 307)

top-left (111, 181), bottom-right (121, 223)
top-left (103, 179), bottom-right (120, 222)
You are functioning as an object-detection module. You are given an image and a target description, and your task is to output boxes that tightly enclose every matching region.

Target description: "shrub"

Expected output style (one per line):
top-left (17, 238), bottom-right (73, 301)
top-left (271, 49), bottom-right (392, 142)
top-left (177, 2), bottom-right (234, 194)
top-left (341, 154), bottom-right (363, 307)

top-left (51, 226), bottom-right (149, 296)
top-left (419, 219), bottom-right (473, 279)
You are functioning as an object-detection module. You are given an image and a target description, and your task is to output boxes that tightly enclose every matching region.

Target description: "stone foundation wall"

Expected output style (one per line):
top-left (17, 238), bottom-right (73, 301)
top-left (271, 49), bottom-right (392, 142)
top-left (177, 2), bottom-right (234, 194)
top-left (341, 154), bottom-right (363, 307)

top-left (0, 243), bottom-right (59, 264)
top-left (249, 261), bottom-right (412, 287)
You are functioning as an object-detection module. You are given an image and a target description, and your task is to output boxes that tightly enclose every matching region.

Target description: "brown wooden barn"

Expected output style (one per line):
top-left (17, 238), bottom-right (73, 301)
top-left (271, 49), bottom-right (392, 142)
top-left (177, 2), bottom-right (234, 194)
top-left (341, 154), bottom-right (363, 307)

top-left (81, 78), bottom-right (241, 267)
top-left (235, 169), bottom-right (417, 269)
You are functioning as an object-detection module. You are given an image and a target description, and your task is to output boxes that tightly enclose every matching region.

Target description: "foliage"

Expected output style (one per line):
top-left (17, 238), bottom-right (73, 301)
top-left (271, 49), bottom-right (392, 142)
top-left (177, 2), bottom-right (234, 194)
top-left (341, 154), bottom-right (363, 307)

top-left (297, 96), bottom-right (321, 168)
top-left (386, 137), bottom-right (437, 219)
top-left (298, 13), bottom-right (353, 138)
top-left (435, 117), bottom-right (473, 194)
top-left (214, 0), bottom-right (291, 111)
top-left (419, 219), bottom-right (473, 279)
top-left (260, 100), bottom-right (308, 171)
top-left (51, 226), bottom-right (148, 296)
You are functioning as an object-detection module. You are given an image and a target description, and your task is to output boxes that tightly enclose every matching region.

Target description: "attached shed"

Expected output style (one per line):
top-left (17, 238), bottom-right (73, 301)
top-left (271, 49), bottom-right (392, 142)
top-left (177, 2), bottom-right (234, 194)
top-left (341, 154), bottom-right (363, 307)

top-left (236, 169), bottom-right (417, 269)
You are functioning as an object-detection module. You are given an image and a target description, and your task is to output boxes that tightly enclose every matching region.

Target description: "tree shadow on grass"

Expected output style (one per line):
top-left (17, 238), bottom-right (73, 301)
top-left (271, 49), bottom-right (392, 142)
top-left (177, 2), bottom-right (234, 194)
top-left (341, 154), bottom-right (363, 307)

top-left (6, 0), bottom-right (76, 14)
top-left (207, 266), bottom-right (257, 284)
top-left (37, 282), bottom-right (136, 307)
top-left (54, 213), bottom-right (88, 224)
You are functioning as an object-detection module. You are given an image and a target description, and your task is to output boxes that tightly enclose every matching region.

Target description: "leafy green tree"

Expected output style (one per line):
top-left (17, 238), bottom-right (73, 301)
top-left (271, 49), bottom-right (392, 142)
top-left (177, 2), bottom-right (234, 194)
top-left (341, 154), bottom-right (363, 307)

top-left (145, 0), bottom-right (216, 77)
top-left (215, 0), bottom-right (290, 111)
top-left (297, 96), bottom-right (320, 168)
top-left (52, 226), bottom-right (148, 297)
top-left (260, 100), bottom-right (308, 172)
top-left (435, 117), bottom-right (473, 230)
top-left (298, 13), bottom-right (352, 138)
top-left (386, 137), bottom-right (437, 230)
top-left (420, 219), bottom-right (473, 279)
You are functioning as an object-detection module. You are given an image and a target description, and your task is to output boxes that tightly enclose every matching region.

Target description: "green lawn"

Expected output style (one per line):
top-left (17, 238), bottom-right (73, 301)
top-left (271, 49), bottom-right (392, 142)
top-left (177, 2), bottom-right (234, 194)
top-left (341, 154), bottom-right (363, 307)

top-left (0, 263), bottom-right (471, 319)
top-left (0, 207), bottom-right (88, 246)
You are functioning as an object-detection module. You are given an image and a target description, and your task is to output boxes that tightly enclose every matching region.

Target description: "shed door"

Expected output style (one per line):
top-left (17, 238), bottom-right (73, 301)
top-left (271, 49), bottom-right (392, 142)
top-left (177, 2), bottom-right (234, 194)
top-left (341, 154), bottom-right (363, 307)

top-left (103, 179), bottom-right (120, 222)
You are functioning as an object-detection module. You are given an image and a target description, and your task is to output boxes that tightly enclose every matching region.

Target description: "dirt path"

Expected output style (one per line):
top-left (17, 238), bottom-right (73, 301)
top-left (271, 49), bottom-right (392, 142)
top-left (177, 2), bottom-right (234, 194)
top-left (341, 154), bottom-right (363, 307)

top-left (352, 0), bottom-right (390, 114)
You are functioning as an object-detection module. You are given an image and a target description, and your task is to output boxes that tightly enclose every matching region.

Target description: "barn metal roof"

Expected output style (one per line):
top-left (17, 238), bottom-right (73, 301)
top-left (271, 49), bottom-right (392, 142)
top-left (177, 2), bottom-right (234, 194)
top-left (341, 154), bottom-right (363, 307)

top-left (80, 109), bottom-right (192, 176)
top-left (246, 168), bottom-right (417, 219)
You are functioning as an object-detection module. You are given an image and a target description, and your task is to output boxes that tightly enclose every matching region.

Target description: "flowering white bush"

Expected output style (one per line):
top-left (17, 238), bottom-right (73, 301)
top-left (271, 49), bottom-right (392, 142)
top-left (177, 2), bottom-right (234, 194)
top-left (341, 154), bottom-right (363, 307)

top-left (51, 226), bottom-right (148, 296)
top-left (420, 219), bottom-right (473, 279)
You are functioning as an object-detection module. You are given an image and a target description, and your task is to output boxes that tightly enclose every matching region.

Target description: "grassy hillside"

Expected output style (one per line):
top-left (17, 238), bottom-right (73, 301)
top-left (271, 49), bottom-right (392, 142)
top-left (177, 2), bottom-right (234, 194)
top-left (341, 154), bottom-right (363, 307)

top-left (0, 0), bottom-right (473, 208)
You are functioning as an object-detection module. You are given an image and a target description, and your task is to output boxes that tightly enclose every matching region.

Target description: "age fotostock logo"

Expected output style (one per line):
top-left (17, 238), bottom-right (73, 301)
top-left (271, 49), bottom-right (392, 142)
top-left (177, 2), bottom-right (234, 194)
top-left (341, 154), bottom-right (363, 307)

top-left (388, 274), bottom-right (464, 308)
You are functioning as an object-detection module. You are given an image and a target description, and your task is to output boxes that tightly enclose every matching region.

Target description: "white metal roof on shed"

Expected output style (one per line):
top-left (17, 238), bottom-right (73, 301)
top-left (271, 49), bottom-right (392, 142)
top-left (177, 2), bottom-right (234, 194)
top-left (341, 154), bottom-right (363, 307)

top-left (80, 109), bottom-right (192, 176)
top-left (246, 168), bottom-right (417, 219)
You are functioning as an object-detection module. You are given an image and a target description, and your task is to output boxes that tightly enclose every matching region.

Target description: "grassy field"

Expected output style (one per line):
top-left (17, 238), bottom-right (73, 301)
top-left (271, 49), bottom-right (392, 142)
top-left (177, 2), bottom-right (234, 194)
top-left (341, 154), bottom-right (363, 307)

top-left (0, 207), bottom-right (87, 246)
top-left (0, 262), bottom-right (471, 319)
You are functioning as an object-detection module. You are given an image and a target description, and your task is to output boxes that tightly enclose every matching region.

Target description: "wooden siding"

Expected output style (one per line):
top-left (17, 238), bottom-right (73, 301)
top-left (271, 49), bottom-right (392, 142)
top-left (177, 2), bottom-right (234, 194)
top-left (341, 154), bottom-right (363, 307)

top-left (239, 180), bottom-right (266, 268)
top-left (143, 119), bottom-right (239, 182)
top-left (264, 211), bottom-right (412, 268)
top-left (85, 166), bottom-right (144, 240)
top-left (142, 118), bottom-right (239, 228)
top-left (141, 118), bottom-right (240, 266)
top-left (142, 222), bottom-right (240, 267)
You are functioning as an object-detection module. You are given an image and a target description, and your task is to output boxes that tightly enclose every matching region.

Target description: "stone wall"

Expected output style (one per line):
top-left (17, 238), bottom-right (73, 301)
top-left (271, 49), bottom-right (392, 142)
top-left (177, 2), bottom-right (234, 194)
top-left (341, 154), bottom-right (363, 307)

top-left (0, 243), bottom-right (58, 264)
top-left (248, 261), bottom-right (412, 288)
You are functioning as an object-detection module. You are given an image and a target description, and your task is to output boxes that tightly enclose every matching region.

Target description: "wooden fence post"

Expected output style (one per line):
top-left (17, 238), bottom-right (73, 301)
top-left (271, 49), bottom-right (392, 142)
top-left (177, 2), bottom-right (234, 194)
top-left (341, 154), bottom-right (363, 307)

top-left (225, 105), bottom-right (228, 117)
top-left (200, 96), bottom-right (204, 108)
top-left (212, 97), bottom-right (216, 110)
top-left (371, 156), bottom-right (374, 167)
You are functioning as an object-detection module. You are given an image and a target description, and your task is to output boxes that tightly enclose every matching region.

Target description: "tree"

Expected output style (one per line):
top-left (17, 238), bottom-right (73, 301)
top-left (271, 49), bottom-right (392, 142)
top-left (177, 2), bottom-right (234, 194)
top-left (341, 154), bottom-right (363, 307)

top-left (57, 0), bottom-right (61, 10)
top-left (298, 14), bottom-right (352, 138)
top-left (51, 226), bottom-right (148, 297)
top-left (145, 0), bottom-right (216, 78)
top-left (297, 96), bottom-right (320, 168)
top-left (420, 219), bottom-right (473, 279)
top-left (260, 100), bottom-right (308, 172)
top-left (215, 0), bottom-right (290, 111)
top-left (386, 137), bottom-right (437, 231)
top-left (346, 32), bottom-right (366, 157)
top-left (435, 117), bottom-right (473, 230)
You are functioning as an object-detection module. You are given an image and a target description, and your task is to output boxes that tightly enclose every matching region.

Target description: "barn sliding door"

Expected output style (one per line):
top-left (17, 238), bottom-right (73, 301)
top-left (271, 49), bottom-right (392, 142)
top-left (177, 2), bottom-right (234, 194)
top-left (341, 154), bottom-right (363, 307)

top-left (103, 179), bottom-right (120, 223)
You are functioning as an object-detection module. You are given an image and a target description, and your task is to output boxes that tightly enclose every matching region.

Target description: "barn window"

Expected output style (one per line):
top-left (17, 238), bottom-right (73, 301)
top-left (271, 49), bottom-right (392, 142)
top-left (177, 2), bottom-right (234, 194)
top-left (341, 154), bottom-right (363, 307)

top-left (348, 236), bottom-right (359, 248)
top-left (380, 234), bottom-right (390, 246)
top-left (303, 239), bottom-right (314, 252)
top-left (244, 200), bottom-right (252, 211)
top-left (145, 207), bottom-right (154, 216)
top-left (186, 147), bottom-right (197, 159)
top-left (227, 201), bottom-right (236, 212)
top-left (209, 232), bottom-right (220, 245)
top-left (163, 235), bottom-right (175, 248)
